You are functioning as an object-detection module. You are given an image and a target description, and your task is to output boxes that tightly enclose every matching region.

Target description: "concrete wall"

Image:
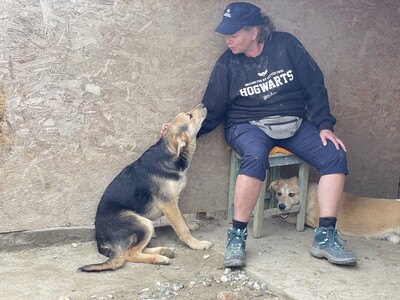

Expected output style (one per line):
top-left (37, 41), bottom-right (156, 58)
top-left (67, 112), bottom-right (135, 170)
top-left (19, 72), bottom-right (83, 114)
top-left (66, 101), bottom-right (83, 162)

top-left (1, 0), bottom-right (399, 234)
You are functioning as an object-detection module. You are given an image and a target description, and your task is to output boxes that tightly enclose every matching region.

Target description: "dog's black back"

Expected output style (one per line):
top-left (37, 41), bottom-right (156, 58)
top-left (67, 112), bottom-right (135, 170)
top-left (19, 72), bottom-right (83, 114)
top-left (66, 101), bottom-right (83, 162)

top-left (94, 137), bottom-right (189, 257)
top-left (78, 104), bottom-right (210, 272)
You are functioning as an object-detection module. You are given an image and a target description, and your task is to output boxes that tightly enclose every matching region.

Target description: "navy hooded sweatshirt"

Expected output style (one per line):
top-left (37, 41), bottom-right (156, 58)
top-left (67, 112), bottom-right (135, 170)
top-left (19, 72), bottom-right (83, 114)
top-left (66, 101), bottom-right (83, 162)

top-left (198, 31), bottom-right (336, 137)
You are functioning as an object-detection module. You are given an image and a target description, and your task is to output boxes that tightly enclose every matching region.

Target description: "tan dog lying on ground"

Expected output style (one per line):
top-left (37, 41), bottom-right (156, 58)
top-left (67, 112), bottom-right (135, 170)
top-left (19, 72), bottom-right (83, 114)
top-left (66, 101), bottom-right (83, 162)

top-left (270, 177), bottom-right (400, 244)
top-left (79, 104), bottom-right (212, 272)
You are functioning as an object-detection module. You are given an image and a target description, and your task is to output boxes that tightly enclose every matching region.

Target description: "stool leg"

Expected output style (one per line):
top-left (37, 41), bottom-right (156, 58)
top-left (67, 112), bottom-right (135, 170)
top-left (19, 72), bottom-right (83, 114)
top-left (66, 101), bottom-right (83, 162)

top-left (252, 181), bottom-right (266, 238)
top-left (296, 163), bottom-right (309, 231)
top-left (228, 151), bottom-right (240, 223)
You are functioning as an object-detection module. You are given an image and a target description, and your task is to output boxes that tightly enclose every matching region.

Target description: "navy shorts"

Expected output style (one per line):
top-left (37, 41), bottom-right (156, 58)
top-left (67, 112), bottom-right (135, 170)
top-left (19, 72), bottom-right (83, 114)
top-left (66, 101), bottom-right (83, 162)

top-left (224, 120), bottom-right (348, 181)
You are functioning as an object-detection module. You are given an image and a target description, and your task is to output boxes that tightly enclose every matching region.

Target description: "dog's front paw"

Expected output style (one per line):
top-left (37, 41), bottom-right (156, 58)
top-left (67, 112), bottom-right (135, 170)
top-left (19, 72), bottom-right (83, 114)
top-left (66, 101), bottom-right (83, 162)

top-left (187, 222), bottom-right (200, 231)
top-left (190, 240), bottom-right (213, 250)
top-left (160, 247), bottom-right (176, 258)
top-left (183, 217), bottom-right (200, 231)
top-left (202, 240), bottom-right (213, 250)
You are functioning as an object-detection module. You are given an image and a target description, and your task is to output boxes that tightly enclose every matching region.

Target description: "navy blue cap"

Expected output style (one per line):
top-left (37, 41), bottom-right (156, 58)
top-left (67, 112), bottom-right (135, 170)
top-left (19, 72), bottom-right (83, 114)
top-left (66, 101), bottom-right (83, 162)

top-left (215, 2), bottom-right (264, 35)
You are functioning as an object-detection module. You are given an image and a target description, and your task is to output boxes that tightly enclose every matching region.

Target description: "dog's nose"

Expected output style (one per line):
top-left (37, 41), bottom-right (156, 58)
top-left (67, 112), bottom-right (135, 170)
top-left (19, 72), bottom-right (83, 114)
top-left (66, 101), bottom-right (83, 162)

top-left (278, 203), bottom-right (286, 210)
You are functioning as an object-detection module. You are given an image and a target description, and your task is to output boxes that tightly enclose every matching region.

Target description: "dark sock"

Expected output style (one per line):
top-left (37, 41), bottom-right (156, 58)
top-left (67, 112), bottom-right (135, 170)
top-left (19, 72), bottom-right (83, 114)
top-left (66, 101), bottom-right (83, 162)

top-left (232, 219), bottom-right (248, 230)
top-left (319, 217), bottom-right (337, 228)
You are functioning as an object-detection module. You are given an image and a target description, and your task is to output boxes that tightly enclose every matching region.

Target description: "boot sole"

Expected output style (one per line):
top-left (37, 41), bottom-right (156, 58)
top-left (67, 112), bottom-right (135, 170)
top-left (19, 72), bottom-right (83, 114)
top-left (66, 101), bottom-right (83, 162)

top-left (224, 258), bottom-right (246, 268)
top-left (309, 245), bottom-right (357, 266)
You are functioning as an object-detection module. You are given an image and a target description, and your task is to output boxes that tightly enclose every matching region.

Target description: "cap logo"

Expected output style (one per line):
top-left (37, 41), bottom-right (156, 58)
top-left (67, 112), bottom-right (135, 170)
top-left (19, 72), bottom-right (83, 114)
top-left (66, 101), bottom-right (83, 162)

top-left (224, 9), bottom-right (231, 18)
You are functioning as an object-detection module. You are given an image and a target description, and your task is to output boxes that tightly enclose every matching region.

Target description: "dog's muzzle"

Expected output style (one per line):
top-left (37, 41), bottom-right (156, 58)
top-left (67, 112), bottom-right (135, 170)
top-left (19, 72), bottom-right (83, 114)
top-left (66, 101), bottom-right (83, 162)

top-left (279, 213), bottom-right (289, 220)
top-left (278, 203), bottom-right (290, 220)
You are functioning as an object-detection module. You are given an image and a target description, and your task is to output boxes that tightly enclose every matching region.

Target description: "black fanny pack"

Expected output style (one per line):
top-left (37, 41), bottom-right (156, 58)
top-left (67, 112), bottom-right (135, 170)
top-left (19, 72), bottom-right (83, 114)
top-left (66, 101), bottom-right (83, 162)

top-left (249, 116), bottom-right (303, 139)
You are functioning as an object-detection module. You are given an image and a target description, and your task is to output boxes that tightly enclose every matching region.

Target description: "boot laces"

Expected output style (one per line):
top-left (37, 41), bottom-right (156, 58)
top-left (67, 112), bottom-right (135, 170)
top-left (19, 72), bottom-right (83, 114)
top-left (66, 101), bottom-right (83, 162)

top-left (227, 228), bottom-right (247, 249)
top-left (318, 227), bottom-right (346, 249)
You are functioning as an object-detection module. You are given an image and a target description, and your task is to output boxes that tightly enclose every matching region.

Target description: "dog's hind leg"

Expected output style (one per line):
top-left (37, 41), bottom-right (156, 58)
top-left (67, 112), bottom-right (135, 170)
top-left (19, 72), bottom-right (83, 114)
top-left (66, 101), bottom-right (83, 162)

top-left (124, 216), bottom-right (172, 265)
top-left (143, 247), bottom-right (176, 258)
top-left (183, 215), bottom-right (200, 231)
top-left (160, 199), bottom-right (212, 250)
top-left (78, 253), bottom-right (126, 272)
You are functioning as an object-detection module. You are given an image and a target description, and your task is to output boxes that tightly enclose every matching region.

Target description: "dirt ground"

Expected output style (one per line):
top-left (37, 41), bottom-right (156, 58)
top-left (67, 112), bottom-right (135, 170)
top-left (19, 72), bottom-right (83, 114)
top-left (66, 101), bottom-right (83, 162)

top-left (0, 218), bottom-right (286, 300)
top-left (2, 213), bottom-right (399, 299)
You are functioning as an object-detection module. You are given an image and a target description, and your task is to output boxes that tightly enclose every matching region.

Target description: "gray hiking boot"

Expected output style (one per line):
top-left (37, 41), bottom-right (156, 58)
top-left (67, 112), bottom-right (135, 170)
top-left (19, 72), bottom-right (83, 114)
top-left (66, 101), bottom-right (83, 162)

top-left (224, 227), bottom-right (248, 268)
top-left (309, 226), bottom-right (357, 266)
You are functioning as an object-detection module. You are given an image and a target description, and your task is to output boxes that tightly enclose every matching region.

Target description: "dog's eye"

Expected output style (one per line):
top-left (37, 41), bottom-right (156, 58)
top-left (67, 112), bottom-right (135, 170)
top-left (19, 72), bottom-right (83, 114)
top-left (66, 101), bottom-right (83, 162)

top-left (289, 193), bottom-right (295, 197)
top-left (187, 114), bottom-right (193, 119)
top-left (277, 192), bottom-right (282, 196)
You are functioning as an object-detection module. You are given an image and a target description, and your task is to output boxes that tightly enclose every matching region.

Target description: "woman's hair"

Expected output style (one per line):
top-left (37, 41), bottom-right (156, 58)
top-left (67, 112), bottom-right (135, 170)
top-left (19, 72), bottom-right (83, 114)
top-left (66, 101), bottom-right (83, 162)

top-left (244, 14), bottom-right (275, 43)
top-left (258, 14), bottom-right (275, 43)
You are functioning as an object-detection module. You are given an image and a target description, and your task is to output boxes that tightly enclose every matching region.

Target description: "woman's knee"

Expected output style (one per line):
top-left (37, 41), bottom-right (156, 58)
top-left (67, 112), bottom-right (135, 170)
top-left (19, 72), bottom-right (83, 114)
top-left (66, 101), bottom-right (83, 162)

top-left (319, 148), bottom-right (348, 175)
top-left (239, 144), bottom-right (270, 181)
top-left (243, 143), bottom-right (269, 160)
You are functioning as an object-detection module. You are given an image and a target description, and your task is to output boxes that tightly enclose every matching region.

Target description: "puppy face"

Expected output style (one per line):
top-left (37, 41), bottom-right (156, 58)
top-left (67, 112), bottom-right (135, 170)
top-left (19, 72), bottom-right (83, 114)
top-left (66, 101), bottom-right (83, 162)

top-left (163, 104), bottom-right (207, 156)
top-left (269, 177), bottom-right (300, 213)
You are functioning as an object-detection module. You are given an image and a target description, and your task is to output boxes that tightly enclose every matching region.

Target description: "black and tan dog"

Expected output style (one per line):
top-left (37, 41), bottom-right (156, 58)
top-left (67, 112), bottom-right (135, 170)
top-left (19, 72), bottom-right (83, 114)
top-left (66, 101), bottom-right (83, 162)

top-left (79, 104), bottom-right (212, 272)
top-left (270, 177), bottom-right (400, 244)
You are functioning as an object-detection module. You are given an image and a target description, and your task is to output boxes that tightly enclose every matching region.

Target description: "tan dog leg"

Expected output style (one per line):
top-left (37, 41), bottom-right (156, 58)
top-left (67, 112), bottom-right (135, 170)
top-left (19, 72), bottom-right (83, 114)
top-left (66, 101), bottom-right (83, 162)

top-left (143, 247), bottom-right (176, 258)
top-left (161, 199), bottom-right (212, 250)
top-left (124, 217), bottom-right (172, 265)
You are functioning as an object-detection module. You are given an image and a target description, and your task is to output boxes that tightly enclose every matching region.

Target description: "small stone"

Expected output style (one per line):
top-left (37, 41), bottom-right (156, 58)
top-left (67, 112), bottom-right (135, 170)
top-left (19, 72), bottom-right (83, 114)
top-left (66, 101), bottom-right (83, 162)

top-left (71, 243), bottom-right (78, 248)
top-left (220, 275), bottom-right (229, 283)
top-left (224, 268), bottom-right (232, 275)
top-left (261, 283), bottom-right (269, 292)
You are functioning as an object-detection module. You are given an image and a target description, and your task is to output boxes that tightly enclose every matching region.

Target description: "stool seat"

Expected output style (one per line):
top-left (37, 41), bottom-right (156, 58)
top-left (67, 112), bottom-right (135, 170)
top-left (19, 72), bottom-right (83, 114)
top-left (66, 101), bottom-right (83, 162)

top-left (228, 147), bottom-right (309, 238)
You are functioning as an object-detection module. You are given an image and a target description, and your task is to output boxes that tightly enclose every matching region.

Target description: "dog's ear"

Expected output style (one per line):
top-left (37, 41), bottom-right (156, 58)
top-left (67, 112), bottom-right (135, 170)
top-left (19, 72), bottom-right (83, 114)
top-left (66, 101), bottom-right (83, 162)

top-left (288, 176), bottom-right (299, 185)
top-left (172, 133), bottom-right (189, 157)
top-left (269, 179), bottom-right (281, 191)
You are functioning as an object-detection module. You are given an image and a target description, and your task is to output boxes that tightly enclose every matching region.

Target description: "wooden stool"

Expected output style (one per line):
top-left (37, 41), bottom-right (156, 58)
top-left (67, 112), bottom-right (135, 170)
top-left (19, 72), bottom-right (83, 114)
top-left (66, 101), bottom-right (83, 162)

top-left (227, 147), bottom-right (309, 238)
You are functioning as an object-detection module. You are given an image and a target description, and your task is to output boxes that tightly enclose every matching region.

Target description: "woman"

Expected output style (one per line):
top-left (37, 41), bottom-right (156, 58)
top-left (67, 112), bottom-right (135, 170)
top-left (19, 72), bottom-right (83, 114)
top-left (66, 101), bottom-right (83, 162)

top-left (162, 2), bottom-right (356, 268)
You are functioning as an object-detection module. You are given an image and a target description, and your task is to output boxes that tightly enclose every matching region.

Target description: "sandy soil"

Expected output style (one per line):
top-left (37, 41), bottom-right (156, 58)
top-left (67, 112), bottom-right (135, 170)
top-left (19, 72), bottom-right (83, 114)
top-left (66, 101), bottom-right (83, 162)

top-left (0, 221), bottom-right (286, 300)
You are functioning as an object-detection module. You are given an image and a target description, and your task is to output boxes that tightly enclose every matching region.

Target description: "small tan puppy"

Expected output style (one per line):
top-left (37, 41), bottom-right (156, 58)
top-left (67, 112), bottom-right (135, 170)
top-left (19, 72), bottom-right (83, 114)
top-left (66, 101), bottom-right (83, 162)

top-left (270, 177), bottom-right (400, 244)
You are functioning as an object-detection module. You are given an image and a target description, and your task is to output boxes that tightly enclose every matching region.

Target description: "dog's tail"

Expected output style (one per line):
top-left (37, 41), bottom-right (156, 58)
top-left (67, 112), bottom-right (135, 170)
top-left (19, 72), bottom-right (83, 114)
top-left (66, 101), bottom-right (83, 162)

top-left (78, 255), bottom-right (126, 272)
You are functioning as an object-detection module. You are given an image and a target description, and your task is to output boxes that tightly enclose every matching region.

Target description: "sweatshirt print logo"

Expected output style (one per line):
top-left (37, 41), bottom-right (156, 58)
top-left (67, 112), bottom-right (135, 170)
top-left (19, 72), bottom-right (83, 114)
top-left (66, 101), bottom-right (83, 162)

top-left (258, 69), bottom-right (268, 77)
top-left (239, 69), bottom-right (294, 99)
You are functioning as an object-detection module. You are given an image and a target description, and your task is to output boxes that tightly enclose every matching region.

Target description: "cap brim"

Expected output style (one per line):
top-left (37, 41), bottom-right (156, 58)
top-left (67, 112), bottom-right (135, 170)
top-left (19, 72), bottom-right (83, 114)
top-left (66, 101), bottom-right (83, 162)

top-left (215, 22), bottom-right (244, 35)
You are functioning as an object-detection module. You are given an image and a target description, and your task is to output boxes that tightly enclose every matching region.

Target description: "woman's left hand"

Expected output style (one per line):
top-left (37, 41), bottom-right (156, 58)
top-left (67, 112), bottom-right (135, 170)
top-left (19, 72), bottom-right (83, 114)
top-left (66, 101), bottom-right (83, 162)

top-left (320, 129), bottom-right (347, 152)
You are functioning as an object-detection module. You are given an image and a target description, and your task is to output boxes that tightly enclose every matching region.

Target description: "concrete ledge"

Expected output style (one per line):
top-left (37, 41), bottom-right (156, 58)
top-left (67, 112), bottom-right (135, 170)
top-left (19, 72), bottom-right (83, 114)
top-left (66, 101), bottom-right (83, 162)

top-left (0, 226), bottom-right (96, 252)
top-left (0, 213), bottom-right (205, 252)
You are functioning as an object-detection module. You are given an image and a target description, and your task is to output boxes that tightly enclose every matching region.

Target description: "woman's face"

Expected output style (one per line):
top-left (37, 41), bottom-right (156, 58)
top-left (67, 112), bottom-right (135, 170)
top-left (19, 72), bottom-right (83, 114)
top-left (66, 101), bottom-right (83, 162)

top-left (224, 27), bottom-right (258, 56)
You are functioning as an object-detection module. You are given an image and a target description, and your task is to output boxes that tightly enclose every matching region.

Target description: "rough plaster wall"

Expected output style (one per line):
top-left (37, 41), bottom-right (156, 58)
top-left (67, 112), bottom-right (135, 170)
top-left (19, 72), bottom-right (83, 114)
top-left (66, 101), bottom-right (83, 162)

top-left (0, 84), bottom-right (5, 145)
top-left (0, 0), bottom-right (230, 232)
top-left (270, 0), bottom-right (400, 198)
top-left (0, 0), bottom-right (399, 233)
